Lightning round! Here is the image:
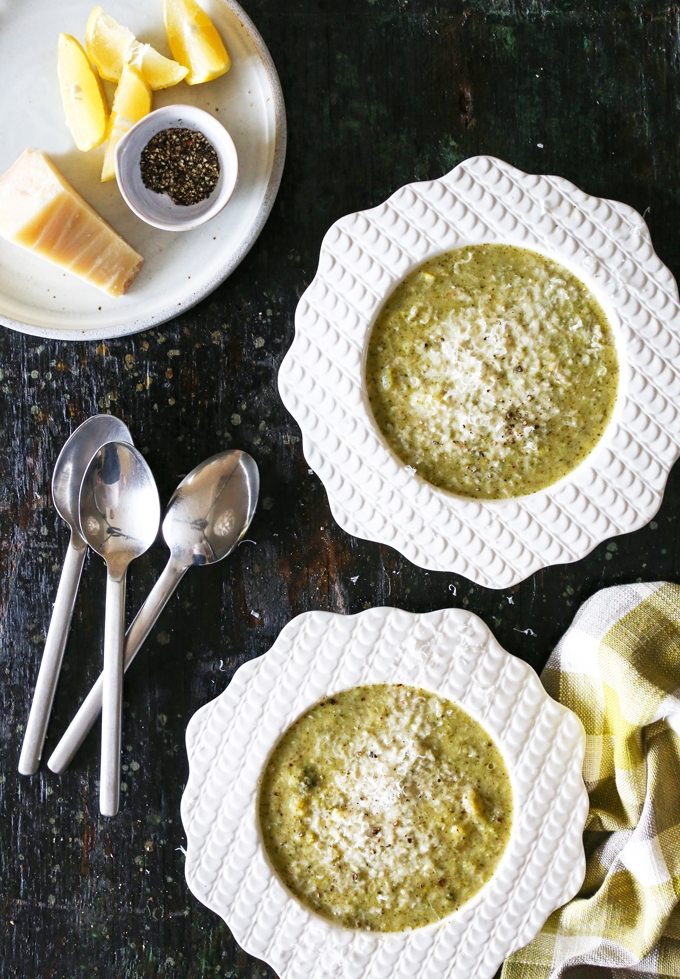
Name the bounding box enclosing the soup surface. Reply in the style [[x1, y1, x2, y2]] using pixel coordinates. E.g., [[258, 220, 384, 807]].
[[366, 244, 619, 499], [258, 684, 513, 931]]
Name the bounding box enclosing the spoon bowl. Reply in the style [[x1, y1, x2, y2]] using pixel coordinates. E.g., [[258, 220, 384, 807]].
[[18, 415, 132, 776], [53, 415, 133, 533], [79, 441, 160, 575], [163, 449, 259, 565], [80, 441, 161, 816]]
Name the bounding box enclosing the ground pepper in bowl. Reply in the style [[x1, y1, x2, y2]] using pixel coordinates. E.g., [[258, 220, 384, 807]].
[[140, 127, 220, 206]]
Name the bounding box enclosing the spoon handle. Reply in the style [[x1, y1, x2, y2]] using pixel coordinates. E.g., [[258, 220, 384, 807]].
[[18, 534, 87, 776], [100, 571, 127, 817], [48, 558, 187, 774]]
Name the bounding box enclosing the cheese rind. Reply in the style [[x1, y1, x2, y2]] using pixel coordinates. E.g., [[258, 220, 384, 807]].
[[0, 149, 143, 296]]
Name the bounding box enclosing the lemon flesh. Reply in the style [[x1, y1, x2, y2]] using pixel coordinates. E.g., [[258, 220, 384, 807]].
[[58, 34, 109, 152], [101, 64, 152, 182], [163, 0, 231, 85], [86, 6, 188, 90]]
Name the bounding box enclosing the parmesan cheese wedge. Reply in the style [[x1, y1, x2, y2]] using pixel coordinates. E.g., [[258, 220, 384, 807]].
[[0, 149, 143, 297]]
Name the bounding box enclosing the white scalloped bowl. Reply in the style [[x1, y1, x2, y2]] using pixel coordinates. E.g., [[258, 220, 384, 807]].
[[278, 157, 680, 588], [181, 606, 588, 979]]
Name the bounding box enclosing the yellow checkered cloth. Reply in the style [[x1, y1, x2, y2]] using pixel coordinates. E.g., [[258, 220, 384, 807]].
[[502, 581, 680, 979]]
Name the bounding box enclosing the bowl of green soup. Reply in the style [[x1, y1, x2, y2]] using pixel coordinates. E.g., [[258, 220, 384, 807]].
[[181, 606, 588, 979], [279, 156, 680, 587]]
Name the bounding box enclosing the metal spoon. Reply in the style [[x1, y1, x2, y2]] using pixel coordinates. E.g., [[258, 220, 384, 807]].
[[79, 441, 160, 816], [48, 449, 259, 775], [18, 415, 132, 776]]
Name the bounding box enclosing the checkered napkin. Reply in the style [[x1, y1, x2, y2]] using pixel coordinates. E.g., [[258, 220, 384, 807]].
[[502, 581, 680, 979]]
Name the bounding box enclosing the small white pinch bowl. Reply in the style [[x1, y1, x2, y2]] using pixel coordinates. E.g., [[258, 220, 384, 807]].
[[182, 606, 588, 979], [278, 156, 680, 588], [115, 105, 239, 232]]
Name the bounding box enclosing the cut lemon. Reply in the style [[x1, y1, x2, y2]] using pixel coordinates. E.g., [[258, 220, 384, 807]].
[[101, 64, 152, 182], [163, 0, 231, 85], [58, 34, 109, 151], [86, 6, 188, 90]]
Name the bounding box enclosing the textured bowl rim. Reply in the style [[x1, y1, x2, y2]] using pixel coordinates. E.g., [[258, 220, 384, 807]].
[[181, 606, 588, 979], [278, 156, 680, 587]]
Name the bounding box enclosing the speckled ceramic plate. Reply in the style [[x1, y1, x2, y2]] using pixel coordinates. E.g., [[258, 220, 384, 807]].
[[181, 606, 588, 979], [278, 156, 680, 588], [0, 0, 286, 340]]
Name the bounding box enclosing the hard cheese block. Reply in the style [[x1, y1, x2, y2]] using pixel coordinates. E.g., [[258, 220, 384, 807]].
[[0, 149, 143, 297]]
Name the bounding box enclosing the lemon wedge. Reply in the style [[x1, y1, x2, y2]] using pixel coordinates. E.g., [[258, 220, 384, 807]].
[[86, 6, 188, 90], [58, 34, 109, 151], [163, 0, 231, 85], [101, 63, 152, 181]]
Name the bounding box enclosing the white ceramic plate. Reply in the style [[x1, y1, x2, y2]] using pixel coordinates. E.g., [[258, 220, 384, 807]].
[[278, 157, 680, 588], [0, 0, 286, 340], [182, 606, 588, 979]]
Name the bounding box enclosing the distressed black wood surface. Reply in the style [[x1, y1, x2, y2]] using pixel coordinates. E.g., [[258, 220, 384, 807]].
[[1, 1, 680, 976]]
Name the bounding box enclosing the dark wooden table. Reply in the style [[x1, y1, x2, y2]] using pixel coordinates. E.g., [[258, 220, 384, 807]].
[[2, 1, 679, 976]]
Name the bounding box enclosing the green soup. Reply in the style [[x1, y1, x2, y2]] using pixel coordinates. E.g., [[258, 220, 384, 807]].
[[366, 244, 619, 499], [258, 684, 513, 932]]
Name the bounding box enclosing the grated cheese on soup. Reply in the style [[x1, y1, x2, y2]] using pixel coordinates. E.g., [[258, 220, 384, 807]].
[[258, 684, 512, 932], [366, 244, 619, 499]]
